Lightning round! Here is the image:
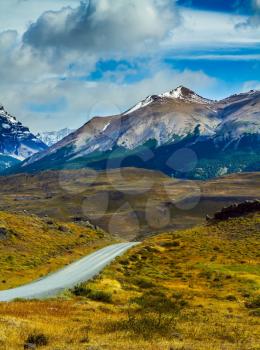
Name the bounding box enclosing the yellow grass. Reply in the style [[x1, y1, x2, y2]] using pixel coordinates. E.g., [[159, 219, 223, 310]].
[[0, 213, 259, 349], [0, 211, 114, 290]]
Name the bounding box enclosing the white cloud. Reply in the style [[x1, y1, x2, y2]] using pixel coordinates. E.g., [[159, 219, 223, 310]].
[[172, 54, 260, 61], [0, 31, 49, 84], [23, 0, 180, 55], [164, 9, 260, 50], [242, 80, 260, 91], [0, 0, 80, 33]]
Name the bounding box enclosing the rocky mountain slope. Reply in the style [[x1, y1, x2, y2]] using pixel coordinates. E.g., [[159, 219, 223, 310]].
[[37, 128, 74, 146], [0, 103, 47, 170], [8, 87, 260, 179]]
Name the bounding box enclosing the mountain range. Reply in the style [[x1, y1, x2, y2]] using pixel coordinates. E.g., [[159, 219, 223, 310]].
[[37, 128, 74, 147], [2, 86, 260, 179], [0, 103, 47, 171]]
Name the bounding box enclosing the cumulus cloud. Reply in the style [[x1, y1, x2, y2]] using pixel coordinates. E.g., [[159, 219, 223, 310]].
[[0, 30, 17, 51], [0, 29, 82, 94], [0, 0, 79, 33], [23, 0, 180, 54]]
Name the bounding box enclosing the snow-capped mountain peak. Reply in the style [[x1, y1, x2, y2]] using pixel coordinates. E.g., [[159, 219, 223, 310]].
[[124, 86, 213, 116], [0, 104, 18, 125], [0, 103, 47, 168], [159, 86, 213, 104], [160, 86, 185, 99]]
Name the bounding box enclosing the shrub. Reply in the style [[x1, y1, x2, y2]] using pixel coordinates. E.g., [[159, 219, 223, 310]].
[[0, 227, 11, 239], [25, 332, 48, 346], [134, 277, 155, 289], [80, 336, 90, 343], [245, 295, 260, 309], [120, 259, 129, 266], [226, 295, 237, 301], [87, 290, 112, 303], [172, 291, 184, 300], [161, 241, 180, 248], [58, 225, 69, 233], [72, 284, 112, 303], [175, 271, 183, 278], [198, 270, 212, 280], [71, 284, 90, 297], [249, 309, 260, 317], [117, 291, 188, 339]]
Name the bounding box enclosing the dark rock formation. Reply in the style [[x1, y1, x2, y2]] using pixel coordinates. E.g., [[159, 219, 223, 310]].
[[206, 200, 260, 222]]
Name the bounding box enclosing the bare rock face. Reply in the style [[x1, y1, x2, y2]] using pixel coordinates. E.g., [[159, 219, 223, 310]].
[[207, 200, 260, 222]]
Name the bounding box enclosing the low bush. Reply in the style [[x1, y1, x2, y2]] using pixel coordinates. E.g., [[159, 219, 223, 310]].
[[226, 295, 237, 301], [71, 284, 90, 297], [72, 284, 112, 303], [87, 290, 112, 303], [245, 295, 260, 309], [25, 332, 48, 346], [249, 309, 260, 317], [110, 291, 189, 339], [161, 240, 180, 248], [134, 277, 155, 289]]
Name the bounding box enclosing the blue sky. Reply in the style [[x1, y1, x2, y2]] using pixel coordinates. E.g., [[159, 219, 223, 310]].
[[177, 0, 251, 14], [0, 0, 260, 132]]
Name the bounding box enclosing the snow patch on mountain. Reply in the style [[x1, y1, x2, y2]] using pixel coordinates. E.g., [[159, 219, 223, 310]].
[[102, 122, 111, 132], [124, 96, 155, 115]]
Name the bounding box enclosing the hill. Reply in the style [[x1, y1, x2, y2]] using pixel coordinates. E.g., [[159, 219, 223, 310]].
[[8, 87, 260, 179], [0, 168, 259, 239], [0, 212, 259, 349], [0, 211, 113, 291]]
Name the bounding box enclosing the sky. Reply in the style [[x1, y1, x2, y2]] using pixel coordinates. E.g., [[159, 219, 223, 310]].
[[0, 0, 260, 132]]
